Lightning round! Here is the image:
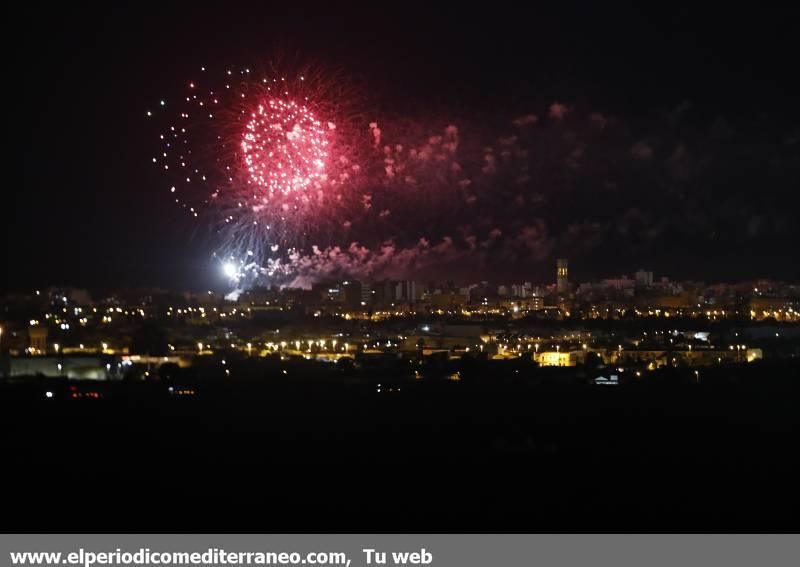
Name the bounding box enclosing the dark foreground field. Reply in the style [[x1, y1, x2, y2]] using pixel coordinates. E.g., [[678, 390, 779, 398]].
[[2, 362, 798, 532]]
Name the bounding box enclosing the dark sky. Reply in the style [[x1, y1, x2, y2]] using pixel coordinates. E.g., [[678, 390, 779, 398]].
[[9, 3, 799, 291]]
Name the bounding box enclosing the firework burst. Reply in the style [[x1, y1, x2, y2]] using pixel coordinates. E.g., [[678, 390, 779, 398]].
[[148, 63, 371, 285], [148, 63, 546, 289]]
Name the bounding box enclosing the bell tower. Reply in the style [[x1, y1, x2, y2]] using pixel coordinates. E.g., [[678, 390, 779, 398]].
[[556, 258, 569, 294]]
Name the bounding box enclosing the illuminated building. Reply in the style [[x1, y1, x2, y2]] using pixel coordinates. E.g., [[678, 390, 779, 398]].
[[536, 350, 583, 367], [312, 281, 346, 304], [28, 326, 48, 354], [341, 280, 364, 309], [557, 259, 569, 294], [500, 297, 543, 314], [360, 282, 372, 307]]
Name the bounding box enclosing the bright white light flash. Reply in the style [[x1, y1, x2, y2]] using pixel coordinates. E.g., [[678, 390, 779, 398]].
[[223, 262, 238, 279]]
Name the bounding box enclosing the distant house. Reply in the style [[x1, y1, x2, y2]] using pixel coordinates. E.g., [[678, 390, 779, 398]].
[[536, 350, 585, 367]]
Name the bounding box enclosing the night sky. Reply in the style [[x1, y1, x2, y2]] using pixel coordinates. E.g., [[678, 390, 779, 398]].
[[9, 3, 799, 292]]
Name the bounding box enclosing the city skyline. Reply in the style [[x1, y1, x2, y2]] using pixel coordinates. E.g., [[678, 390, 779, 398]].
[[4, 262, 799, 296]]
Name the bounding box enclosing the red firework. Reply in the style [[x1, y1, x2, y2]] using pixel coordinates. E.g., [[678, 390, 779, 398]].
[[241, 98, 330, 195]]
